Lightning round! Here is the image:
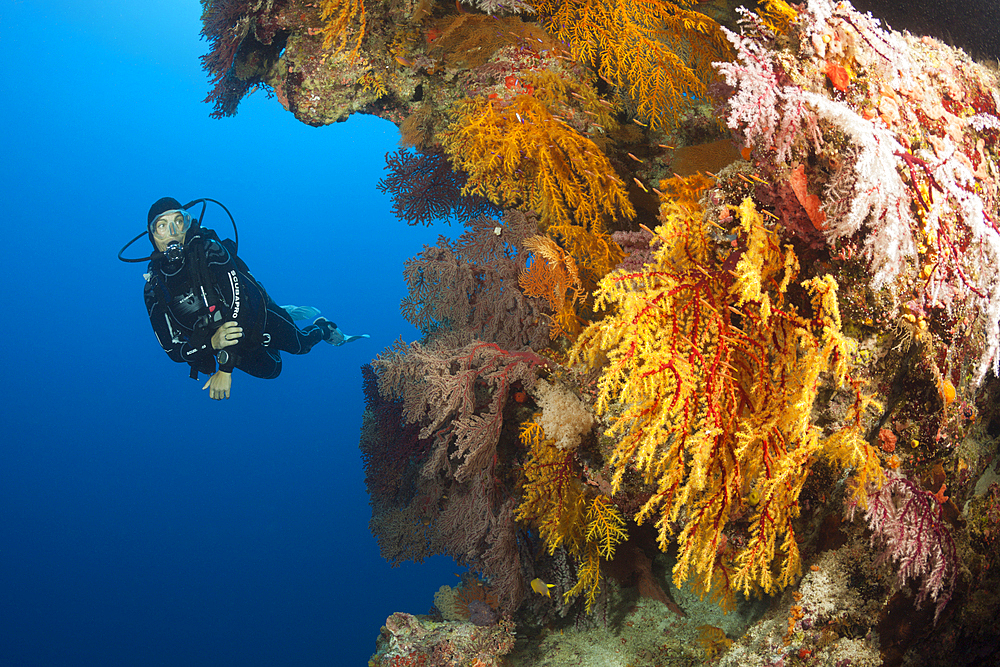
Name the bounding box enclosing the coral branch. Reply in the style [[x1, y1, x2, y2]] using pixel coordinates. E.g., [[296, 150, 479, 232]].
[[846, 470, 958, 622], [377, 148, 500, 226]]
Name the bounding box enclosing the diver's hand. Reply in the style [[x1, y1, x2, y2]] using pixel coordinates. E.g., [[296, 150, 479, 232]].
[[202, 371, 232, 400], [212, 321, 243, 350]]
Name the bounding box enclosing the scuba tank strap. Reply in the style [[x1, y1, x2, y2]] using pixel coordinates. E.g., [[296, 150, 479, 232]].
[[186, 234, 226, 331], [184, 237, 225, 380]]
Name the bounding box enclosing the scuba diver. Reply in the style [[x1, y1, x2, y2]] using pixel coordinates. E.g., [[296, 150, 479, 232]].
[[120, 197, 368, 400]]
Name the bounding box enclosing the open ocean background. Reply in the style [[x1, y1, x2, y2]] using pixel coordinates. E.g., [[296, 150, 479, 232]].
[[0, 2, 455, 665]]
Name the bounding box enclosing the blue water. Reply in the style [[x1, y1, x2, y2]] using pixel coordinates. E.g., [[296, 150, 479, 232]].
[[1, 2, 455, 665]]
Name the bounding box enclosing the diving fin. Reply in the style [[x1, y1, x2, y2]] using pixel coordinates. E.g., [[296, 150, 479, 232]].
[[339, 333, 371, 345]]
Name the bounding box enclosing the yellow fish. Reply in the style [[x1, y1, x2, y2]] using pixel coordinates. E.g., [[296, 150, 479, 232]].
[[531, 578, 555, 598]]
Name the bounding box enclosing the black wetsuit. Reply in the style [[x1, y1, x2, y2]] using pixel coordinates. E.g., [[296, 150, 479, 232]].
[[144, 228, 325, 379]]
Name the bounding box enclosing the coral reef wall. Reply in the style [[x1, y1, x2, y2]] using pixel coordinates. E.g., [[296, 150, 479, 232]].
[[200, 1, 1000, 665]]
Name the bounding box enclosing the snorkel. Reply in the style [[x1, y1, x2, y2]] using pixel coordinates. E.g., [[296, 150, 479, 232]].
[[117, 198, 239, 263]]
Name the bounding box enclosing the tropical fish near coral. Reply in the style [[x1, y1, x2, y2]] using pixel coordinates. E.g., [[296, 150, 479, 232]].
[[530, 578, 555, 598]]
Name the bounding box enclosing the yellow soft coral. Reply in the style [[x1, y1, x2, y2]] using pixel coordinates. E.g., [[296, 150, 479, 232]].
[[546, 223, 625, 291], [564, 541, 603, 612], [515, 420, 628, 612], [758, 0, 798, 34], [585, 495, 628, 560], [515, 420, 587, 555], [560, 496, 628, 611], [572, 177, 883, 599], [530, 0, 731, 129], [441, 71, 635, 230], [730, 197, 799, 324], [318, 0, 366, 59]]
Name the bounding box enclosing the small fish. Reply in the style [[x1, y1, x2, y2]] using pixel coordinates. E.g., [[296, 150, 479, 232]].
[[531, 578, 555, 597], [632, 177, 649, 193]]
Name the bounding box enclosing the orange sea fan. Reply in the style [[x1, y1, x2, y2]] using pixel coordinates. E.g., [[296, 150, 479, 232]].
[[519, 235, 584, 339], [456, 579, 500, 620]]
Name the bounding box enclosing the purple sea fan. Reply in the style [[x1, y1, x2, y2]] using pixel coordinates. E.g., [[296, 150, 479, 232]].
[[845, 470, 957, 622], [466, 599, 499, 627], [611, 229, 656, 270]]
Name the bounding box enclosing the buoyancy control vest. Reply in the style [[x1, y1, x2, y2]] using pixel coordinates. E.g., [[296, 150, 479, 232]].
[[146, 227, 260, 378]]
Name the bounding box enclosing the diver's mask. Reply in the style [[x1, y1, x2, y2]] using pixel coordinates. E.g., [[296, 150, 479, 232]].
[[150, 209, 193, 260]]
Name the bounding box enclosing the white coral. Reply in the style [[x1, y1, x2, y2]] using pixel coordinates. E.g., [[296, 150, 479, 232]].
[[922, 139, 1000, 382], [534, 380, 594, 450], [804, 92, 917, 286], [716, 28, 817, 165], [798, 550, 861, 622]]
